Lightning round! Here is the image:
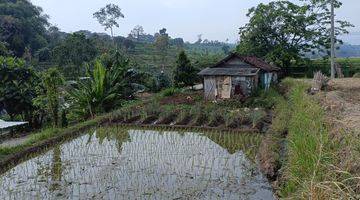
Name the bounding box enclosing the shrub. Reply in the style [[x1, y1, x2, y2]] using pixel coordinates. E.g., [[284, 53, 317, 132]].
[[143, 100, 160, 118], [175, 107, 191, 125], [161, 87, 182, 97], [248, 109, 266, 128], [224, 110, 246, 128], [208, 108, 225, 127], [157, 105, 177, 124], [190, 103, 207, 126]]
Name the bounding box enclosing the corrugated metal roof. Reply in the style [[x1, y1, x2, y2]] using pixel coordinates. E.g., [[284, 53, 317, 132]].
[[198, 53, 280, 76], [198, 68, 260, 76], [0, 120, 28, 129]]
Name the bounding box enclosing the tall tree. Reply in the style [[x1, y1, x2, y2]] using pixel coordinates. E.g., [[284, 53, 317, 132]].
[[154, 28, 170, 69], [237, 0, 352, 68], [93, 4, 124, 39], [0, 56, 39, 123], [174, 51, 198, 88], [42, 68, 64, 127], [0, 0, 49, 57], [302, 0, 353, 54], [129, 25, 145, 41], [52, 33, 97, 77]]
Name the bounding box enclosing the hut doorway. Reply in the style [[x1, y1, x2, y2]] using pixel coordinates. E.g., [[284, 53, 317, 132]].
[[234, 84, 244, 96]]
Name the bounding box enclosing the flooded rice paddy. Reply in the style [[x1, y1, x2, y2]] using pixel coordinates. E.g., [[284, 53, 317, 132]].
[[0, 126, 274, 199]]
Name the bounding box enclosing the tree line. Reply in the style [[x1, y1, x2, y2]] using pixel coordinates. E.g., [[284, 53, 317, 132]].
[[0, 0, 201, 130]]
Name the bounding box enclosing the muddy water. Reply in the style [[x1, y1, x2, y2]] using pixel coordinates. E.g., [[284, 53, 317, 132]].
[[0, 127, 274, 200]]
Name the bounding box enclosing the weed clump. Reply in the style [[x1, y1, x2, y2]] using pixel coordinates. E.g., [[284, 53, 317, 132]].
[[174, 107, 192, 125], [248, 108, 267, 129], [190, 103, 208, 126], [207, 108, 225, 127], [161, 87, 182, 97], [224, 110, 246, 128], [157, 106, 177, 125]]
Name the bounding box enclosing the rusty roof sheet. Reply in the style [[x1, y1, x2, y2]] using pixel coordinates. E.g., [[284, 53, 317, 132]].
[[198, 68, 260, 76], [208, 53, 280, 72]]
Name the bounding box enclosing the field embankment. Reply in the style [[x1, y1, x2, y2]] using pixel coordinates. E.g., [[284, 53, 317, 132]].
[[262, 78, 360, 199]]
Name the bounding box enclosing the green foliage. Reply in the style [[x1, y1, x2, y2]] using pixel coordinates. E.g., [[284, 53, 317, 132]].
[[42, 68, 64, 127], [129, 25, 145, 41], [190, 103, 207, 126], [0, 0, 49, 57], [279, 80, 332, 197], [161, 87, 181, 97], [0, 42, 10, 57], [157, 72, 171, 90], [248, 109, 266, 128], [244, 88, 283, 109], [52, 33, 97, 77], [69, 52, 137, 119], [69, 61, 113, 118], [224, 110, 246, 128], [237, 0, 352, 68], [175, 107, 191, 125], [93, 4, 124, 38], [270, 97, 290, 134], [174, 51, 198, 87], [61, 110, 68, 128], [142, 100, 160, 119], [208, 108, 225, 127], [0, 56, 40, 124]]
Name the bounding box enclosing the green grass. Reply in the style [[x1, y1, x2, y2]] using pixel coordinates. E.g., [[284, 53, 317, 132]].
[[160, 87, 182, 97], [280, 80, 331, 197], [278, 78, 358, 199]]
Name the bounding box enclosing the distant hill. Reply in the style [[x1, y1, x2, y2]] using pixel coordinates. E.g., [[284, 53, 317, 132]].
[[306, 44, 360, 59], [337, 44, 360, 58]]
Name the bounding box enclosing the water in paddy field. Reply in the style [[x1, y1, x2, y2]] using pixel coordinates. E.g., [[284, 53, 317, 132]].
[[0, 127, 274, 200]]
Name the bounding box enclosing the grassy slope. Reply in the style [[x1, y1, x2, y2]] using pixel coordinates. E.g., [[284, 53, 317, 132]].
[[127, 43, 224, 76], [276, 79, 359, 199]]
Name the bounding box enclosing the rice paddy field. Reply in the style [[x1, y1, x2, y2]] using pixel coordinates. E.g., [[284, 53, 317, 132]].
[[0, 126, 273, 200]]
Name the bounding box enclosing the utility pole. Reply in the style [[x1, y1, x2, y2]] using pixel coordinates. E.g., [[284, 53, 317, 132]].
[[330, 0, 336, 79]]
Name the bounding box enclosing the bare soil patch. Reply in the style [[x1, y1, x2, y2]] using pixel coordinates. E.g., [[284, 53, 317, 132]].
[[321, 78, 360, 132], [159, 92, 202, 105], [318, 78, 360, 178]]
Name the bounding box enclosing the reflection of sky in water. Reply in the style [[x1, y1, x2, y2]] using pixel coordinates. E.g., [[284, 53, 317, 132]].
[[0, 129, 274, 200]]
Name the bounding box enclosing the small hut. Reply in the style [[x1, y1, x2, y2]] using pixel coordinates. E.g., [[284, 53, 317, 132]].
[[198, 53, 280, 100]]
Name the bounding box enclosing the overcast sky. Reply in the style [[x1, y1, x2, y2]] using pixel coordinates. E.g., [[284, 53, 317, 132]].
[[31, 0, 360, 44]]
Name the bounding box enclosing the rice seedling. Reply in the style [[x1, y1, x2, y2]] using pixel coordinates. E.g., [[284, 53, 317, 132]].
[[224, 109, 246, 128], [174, 107, 192, 125], [207, 108, 225, 127], [248, 108, 267, 129], [157, 105, 178, 125], [140, 100, 161, 124], [189, 103, 207, 126]]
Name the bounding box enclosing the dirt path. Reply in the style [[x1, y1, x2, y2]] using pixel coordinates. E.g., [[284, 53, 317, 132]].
[[0, 135, 32, 148]]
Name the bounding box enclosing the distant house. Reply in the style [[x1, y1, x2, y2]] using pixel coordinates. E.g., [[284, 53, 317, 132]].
[[198, 53, 280, 100]]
